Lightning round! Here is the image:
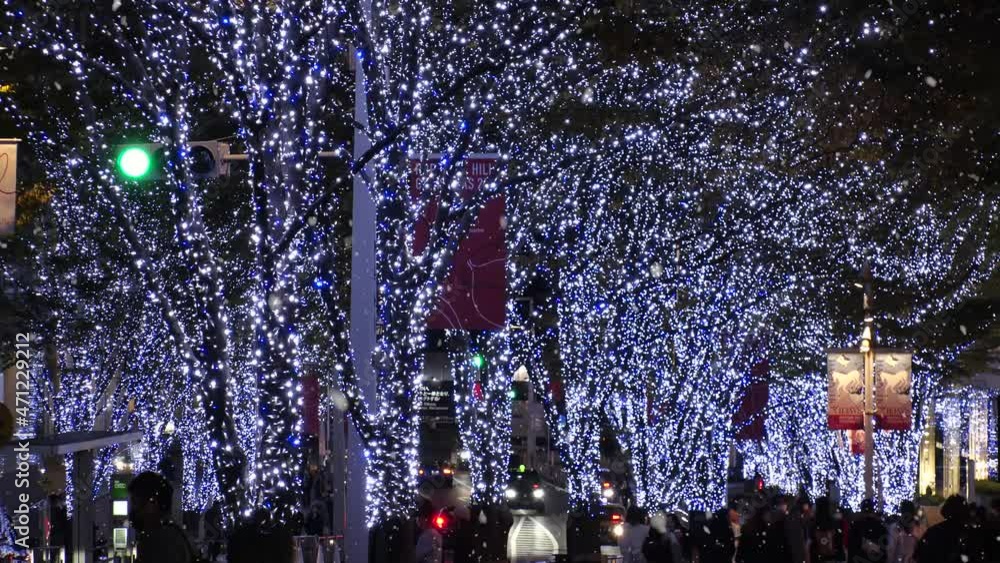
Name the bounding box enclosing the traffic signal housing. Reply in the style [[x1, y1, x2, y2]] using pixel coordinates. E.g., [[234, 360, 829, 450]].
[[433, 513, 448, 531], [471, 353, 485, 369], [114, 141, 231, 181], [117, 146, 154, 179]]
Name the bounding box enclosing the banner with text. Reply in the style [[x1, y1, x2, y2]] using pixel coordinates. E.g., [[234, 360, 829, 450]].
[[874, 352, 912, 431], [0, 141, 17, 235], [411, 154, 506, 330], [827, 351, 865, 430]]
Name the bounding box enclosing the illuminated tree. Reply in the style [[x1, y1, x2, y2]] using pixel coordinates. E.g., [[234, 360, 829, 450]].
[[2, 0, 595, 532], [448, 329, 514, 507], [317, 0, 595, 537], [511, 1, 1000, 519], [0, 502, 26, 560], [733, 0, 1000, 511]]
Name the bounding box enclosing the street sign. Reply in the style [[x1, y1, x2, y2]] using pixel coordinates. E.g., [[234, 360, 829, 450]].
[[111, 476, 129, 500]]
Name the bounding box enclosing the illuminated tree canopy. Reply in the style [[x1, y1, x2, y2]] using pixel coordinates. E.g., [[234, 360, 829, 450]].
[[1, 1, 999, 535]]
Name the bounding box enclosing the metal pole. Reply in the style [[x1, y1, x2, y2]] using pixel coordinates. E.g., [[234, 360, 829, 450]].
[[861, 265, 875, 502], [996, 397, 1000, 482], [222, 151, 342, 161], [71, 449, 95, 563], [347, 9, 376, 561], [863, 347, 875, 501]]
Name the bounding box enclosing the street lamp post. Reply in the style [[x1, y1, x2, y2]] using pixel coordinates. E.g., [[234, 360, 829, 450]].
[[860, 264, 876, 502], [829, 265, 911, 509]]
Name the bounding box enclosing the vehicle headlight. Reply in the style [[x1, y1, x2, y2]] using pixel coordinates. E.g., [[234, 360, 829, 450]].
[[612, 524, 624, 538], [505, 488, 518, 499], [532, 488, 545, 499], [602, 488, 615, 499]]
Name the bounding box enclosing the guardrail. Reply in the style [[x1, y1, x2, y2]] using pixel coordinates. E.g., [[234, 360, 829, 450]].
[[292, 535, 343, 563]]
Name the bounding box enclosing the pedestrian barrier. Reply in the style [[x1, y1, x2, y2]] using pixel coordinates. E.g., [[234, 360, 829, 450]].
[[29, 546, 66, 563], [292, 535, 342, 563]]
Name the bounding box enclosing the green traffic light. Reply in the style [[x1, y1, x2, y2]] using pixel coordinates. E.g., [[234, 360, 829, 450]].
[[117, 146, 152, 179], [471, 354, 485, 369]]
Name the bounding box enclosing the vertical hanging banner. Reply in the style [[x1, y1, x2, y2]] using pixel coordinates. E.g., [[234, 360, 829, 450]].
[[850, 429, 867, 455], [302, 373, 321, 436], [827, 351, 865, 430], [411, 154, 506, 330], [0, 140, 17, 235], [734, 359, 769, 441], [874, 352, 912, 431]]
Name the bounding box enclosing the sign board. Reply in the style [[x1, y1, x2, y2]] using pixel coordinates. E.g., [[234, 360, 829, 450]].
[[416, 380, 454, 416], [827, 351, 865, 430], [111, 476, 129, 500], [0, 140, 17, 235], [410, 154, 506, 330], [113, 527, 128, 549], [874, 352, 912, 430]]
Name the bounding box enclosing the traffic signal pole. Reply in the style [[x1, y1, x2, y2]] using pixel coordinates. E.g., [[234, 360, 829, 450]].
[[346, 17, 377, 562], [220, 151, 342, 161]]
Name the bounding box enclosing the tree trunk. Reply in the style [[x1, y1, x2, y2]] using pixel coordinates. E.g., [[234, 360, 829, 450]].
[[463, 504, 513, 563], [254, 315, 304, 521], [368, 516, 415, 563], [197, 342, 247, 526], [565, 506, 602, 562]]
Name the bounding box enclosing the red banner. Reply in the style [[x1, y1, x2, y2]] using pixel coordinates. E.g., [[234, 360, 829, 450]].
[[302, 373, 321, 435], [734, 360, 769, 441], [411, 155, 506, 330], [827, 352, 865, 430], [850, 429, 866, 455], [874, 352, 912, 431]]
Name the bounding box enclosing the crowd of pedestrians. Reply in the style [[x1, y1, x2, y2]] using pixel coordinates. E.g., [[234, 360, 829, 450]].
[[618, 492, 1000, 563], [127, 471, 296, 563], [122, 469, 1000, 563]]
